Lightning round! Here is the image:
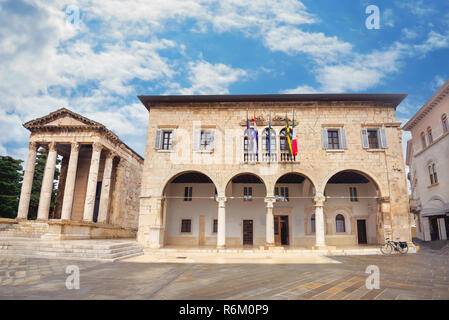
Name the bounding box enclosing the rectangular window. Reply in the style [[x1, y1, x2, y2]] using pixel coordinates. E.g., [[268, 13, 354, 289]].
[[443, 115, 448, 133], [181, 219, 191, 233], [213, 219, 218, 233], [184, 186, 192, 201], [429, 164, 438, 185], [349, 187, 358, 202], [243, 186, 253, 201], [367, 130, 379, 149], [275, 187, 289, 202], [327, 130, 340, 149], [200, 130, 214, 150], [162, 130, 173, 150]]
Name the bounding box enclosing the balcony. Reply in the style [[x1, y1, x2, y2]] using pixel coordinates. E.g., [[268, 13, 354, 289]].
[[244, 151, 296, 163], [409, 198, 421, 213]]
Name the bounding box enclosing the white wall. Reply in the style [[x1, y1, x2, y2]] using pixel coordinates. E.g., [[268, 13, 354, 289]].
[[164, 181, 378, 246]]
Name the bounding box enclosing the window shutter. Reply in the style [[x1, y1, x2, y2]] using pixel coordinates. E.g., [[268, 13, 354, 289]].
[[379, 128, 388, 149], [154, 130, 162, 149], [321, 129, 328, 149], [209, 130, 215, 150], [339, 129, 347, 149], [169, 130, 174, 150], [361, 129, 369, 149], [193, 129, 200, 151]]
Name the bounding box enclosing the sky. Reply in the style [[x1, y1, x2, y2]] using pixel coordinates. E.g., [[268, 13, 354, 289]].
[[0, 0, 448, 162]]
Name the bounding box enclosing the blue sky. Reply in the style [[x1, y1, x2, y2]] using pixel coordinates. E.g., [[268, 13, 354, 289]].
[[0, 0, 448, 161]]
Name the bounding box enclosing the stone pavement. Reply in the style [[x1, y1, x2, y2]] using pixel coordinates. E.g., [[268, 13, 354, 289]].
[[0, 241, 448, 300]]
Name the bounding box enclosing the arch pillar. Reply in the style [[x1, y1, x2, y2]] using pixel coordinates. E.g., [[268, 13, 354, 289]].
[[216, 196, 227, 249], [313, 194, 326, 249], [265, 197, 276, 247]]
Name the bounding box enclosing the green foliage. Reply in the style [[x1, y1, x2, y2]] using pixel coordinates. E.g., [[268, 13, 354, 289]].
[[0, 156, 23, 218]]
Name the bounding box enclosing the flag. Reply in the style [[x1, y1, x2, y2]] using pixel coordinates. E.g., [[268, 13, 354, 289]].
[[292, 110, 298, 157], [285, 112, 293, 155], [253, 112, 258, 156]]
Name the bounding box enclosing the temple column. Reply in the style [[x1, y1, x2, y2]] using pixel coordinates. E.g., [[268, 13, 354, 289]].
[[97, 151, 115, 224], [216, 196, 227, 249], [37, 142, 58, 220], [313, 195, 326, 248], [265, 197, 276, 246], [83, 142, 102, 222], [17, 142, 39, 219], [61, 142, 80, 220]]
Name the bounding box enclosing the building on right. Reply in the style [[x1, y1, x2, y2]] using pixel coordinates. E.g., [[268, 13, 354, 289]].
[[404, 79, 449, 241]]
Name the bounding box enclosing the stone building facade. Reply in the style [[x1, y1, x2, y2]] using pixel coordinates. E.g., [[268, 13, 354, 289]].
[[13, 108, 143, 239], [136, 94, 412, 250], [404, 79, 449, 241]]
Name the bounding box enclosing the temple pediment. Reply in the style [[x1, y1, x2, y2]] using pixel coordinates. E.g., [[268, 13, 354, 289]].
[[23, 108, 103, 130], [44, 116, 88, 127]]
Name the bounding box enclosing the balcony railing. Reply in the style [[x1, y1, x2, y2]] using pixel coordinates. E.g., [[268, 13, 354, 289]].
[[279, 151, 296, 162], [244, 152, 297, 163], [244, 152, 258, 163], [261, 152, 277, 162]]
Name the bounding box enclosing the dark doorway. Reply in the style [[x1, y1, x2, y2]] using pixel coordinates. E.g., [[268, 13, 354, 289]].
[[357, 220, 367, 244], [93, 181, 102, 223], [274, 215, 289, 245], [445, 216, 449, 239], [243, 220, 253, 245], [429, 217, 440, 241]]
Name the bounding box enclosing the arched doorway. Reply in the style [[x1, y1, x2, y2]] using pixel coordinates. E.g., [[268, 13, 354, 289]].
[[323, 170, 381, 245], [163, 171, 218, 247], [273, 172, 316, 247], [225, 173, 267, 247]]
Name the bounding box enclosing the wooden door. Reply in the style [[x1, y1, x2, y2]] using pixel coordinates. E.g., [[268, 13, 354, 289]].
[[357, 220, 367, 244], [243, 220, 253, 245], [274, 216, 281, 245], [274, 216, 289, 245], [429, 217, 440, 241], [280, 216, 289, 245]]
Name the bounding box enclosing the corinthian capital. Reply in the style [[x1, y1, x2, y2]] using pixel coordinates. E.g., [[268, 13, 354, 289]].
[[71, 142, 80, 152], [48, 142, 57, 152], [29, 141, 38, 151], [92, 142, 103, 152]]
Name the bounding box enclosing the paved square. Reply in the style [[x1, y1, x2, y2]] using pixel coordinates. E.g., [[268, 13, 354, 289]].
[[0, 241, 448, 300]]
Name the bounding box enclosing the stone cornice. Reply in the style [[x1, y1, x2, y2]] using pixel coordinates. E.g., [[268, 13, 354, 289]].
[[403, 79, 449, 130], [23, 108, 144, 163]]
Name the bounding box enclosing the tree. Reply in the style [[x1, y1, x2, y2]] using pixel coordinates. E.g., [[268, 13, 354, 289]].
[[0, 156, 23, 218], [28, 148, 60, 220]]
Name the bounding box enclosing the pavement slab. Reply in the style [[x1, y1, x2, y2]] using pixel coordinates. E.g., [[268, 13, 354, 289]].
[[0, 240, 448, 300]]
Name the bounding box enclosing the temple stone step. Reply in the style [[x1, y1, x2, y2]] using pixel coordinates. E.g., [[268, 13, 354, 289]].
[[0, 239, 144, 262]]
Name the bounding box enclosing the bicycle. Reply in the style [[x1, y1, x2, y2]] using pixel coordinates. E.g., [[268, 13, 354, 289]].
[[380, 238, 408, 255]]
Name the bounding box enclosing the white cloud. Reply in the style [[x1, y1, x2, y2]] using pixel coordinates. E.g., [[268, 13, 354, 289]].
[[401, 28, 419, 40], [396, 1, 435, 17], [382, 9, 395, 28], [314, 43, 407, 92], [414, 30, 449, 55], [282, 85, 320, 94], [264, 26, 352, 63], [430, 75, 447, 91], [170, 60, 247, 95]]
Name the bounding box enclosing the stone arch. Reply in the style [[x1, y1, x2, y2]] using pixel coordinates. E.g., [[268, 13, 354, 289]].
[[160, 169, 220, 197], [272, 171, 318, 197], [319, 168, 385, 198], [223, 171, 268, 197]]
